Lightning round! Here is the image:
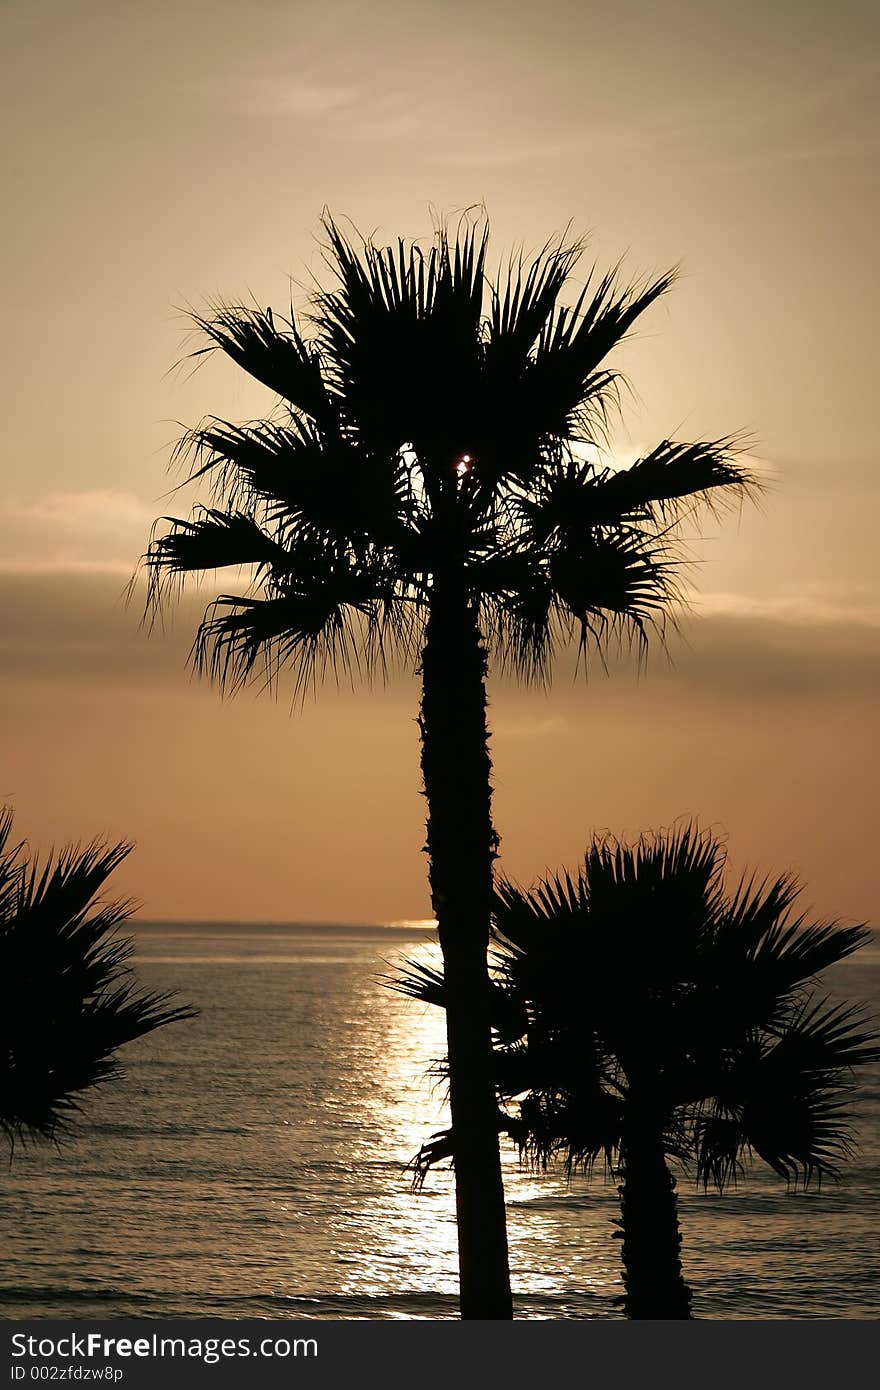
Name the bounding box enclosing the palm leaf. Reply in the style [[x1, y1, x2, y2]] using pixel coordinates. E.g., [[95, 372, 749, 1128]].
[[147, 507, 293, 599], [192, 573, 415, 697], [145, 213, 755, 695], [0, 811, 196, 1147], [172, 415, 417, 554], [400, 824, 877, 1198], [187, 301, 335, 427], [525, 266, 676, 443], [699, 997, 879, 1187]]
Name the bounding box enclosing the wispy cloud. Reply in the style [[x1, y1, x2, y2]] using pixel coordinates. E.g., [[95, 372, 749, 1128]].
[[202, 27, 880, 180], [690, 591, 880, 629], [1, 571, 877, 702], [0, 490, 155, 574], [231, 73, 363, 120], [493, 715, 566, 741]]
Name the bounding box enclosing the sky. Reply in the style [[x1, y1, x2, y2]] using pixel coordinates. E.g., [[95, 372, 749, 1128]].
[[2, 0, 878, 924]]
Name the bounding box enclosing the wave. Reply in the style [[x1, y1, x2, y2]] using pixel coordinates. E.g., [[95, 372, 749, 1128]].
[[0, 1286, 615, 1319]]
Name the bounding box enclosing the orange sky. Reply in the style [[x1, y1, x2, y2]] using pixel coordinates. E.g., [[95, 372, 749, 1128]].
[[2, 0, 878, 925]]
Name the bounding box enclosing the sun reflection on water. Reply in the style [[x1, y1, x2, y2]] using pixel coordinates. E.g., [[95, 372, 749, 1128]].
[[347, 937, 623, 1315], [6, 927, 874, 1318]]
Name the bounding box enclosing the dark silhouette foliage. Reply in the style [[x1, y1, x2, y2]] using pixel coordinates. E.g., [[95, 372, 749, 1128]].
[[396, 824, 878, 1317], [142, 211, 755, 1318], [145, 215, 752, 693], [0, 808, 195, 1149]]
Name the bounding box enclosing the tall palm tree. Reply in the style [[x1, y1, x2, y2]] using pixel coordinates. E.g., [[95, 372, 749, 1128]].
[[0, 808, 195, 1149], [143, 213, 753, 1318], [397, 825, 878, 1318]]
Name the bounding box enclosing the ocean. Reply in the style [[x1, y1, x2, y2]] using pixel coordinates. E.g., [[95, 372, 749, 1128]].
[[3, 923, 879, 1320]]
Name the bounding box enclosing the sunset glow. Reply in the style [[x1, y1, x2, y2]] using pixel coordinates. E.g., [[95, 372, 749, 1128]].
[[2, 0, 876, 929]]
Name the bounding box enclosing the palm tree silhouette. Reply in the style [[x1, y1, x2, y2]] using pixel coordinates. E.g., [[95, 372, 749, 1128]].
[[396, 824, 878, 1318], [0, 808, 195, 1149], [143, 213, 753, 1317]]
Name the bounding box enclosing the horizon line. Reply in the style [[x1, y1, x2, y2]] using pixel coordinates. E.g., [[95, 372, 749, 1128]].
[[131, 916, 439, 931]]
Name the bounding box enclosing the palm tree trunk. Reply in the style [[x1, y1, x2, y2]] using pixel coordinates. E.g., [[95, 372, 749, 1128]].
[[418, 578, 513, 1320], [616, 1112, 693, 1319]]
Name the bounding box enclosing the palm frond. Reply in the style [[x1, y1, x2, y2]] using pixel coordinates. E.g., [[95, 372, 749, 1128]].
[[518, 1087, 624, 1177], [388, 956, 446, 1007], [406, 1109, 531, 1193], [547, 526, 679, 661], [486, 234, 586, 362], [171, 415, 418, 552], [477, 526, 682, 682], [729, 877, 869, 984], [407, 1126, 455, 1192], [0, 811, 196, 1148], [313, 213, 488, 472], [146, 507, 292, 606], [143, 211, 756, 700], [517, 440, 752, 540], [526, 265, 676, 442], [473, 554, 554, 683], [698, 998, 879, 1188], [186, 301, 335, 427], [438, 826, 876, 1196], [769, 995, 880, 1075], [192, 570, 417, 698], [592, 438, 753, 523]]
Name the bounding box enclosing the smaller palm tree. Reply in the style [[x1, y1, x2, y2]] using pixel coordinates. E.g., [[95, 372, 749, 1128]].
[[0, 808, 195, 1150], [396, 824, 878, 1318]]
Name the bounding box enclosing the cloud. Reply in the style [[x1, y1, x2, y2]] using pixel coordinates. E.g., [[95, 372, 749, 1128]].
[[0, 571, 877, 703], [0, 490, 156, 574], [689, 590, 880, 630], [232, 73, 363, 120], [0, 570, 202, 684], [660, 602, 880, 700]]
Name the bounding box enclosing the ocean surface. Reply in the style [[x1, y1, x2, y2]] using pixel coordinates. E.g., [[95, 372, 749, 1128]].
[[3, 923, 879, 1320]]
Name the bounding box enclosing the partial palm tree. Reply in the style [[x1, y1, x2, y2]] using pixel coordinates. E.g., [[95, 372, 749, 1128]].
[[0, 807, 195, 1149], [142, 212, 753, 1317], [396, 824, 878, 1318]]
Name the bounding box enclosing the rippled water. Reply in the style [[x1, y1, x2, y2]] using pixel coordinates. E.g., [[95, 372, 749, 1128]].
[[3, 924, 878, 1319]]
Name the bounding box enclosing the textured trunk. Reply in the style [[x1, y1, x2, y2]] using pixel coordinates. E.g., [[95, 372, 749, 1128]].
[[616, 1111, 693, 1319], [418, 577, 512, 1320]]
